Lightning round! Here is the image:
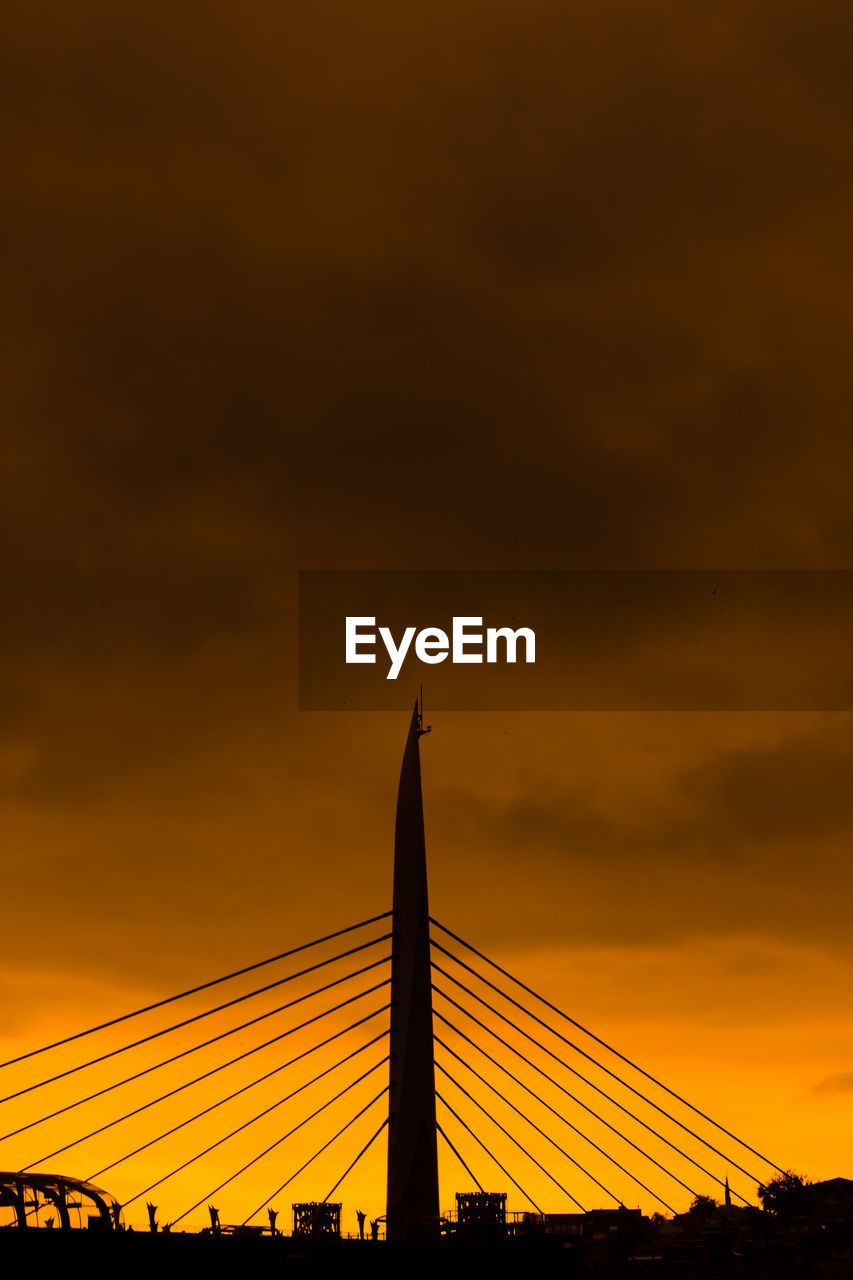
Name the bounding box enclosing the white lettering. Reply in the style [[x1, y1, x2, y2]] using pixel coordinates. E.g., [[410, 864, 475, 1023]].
[[452, 616, 483, 663], [379, 626, 417, 680], [345, 617, 376, 663], [345, 616, 536, 678], [486, 626, 536, 664], [415, 628, 449, 664]]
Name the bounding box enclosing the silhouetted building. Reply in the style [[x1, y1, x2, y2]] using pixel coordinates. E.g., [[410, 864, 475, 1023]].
[[292, 1201, 341, 1239], [455, 1191, 506, 1240]]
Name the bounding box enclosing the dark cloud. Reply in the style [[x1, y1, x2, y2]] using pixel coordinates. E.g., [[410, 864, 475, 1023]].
[[808, 1073, 853, 1099], [677, 721, 853, 843], [1, 1, 852, 989], [3, 0, 853, 593], [428, 717, 853, 948], [434, 718, 853, 857]]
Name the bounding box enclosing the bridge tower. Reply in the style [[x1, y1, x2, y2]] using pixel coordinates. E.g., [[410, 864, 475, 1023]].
[[385, 699, 440, 1241]]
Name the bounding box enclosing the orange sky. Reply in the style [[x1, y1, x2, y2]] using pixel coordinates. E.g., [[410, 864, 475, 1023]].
[[2, 0, 852, 1234]]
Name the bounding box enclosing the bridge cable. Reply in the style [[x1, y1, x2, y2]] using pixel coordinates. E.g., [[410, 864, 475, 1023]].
[[239, 1085, 390, 1225], [437, 1048, 622, 1209], [435, 1021, 679, 1214], [437, 1121, 484, 1192], [436, 1036, 668, 1212], [437, 1061, 588, 1213], [431, 917, 784, 1177], [0, 913, 392, 1071], [436, 1090, 545, 1214], [433, 941, 766, 1183], [24, 1024, 390, 1175], [323, 1116, 388, 1202], [1, 976, 391, 1144], [19, 1033, 392, 1227], [0, 935, 391, 1107], [434, 1001, 705, 1205], [84, 1012, 390, 1183], [96, 1037, 387, 1190], [435, 983, 747, 1203], [433, 969, 757, 1197], [127, 1058, 390, 1214]]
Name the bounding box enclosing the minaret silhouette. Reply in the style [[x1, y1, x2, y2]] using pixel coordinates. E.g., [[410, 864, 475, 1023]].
[[385, 700, 440, 1241]]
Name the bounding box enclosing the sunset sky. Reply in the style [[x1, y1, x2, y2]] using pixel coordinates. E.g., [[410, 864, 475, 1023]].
[[2, 0, 852, 1232]]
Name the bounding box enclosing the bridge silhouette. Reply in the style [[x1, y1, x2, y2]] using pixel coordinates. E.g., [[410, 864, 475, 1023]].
[[0, 703, 813, 1269]]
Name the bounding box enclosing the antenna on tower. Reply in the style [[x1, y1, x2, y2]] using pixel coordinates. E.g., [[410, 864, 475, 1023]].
[[418, 685, 431, 737]]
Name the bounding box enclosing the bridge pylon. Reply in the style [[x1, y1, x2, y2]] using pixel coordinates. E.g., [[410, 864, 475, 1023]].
[[385, 699, 440, 1242]]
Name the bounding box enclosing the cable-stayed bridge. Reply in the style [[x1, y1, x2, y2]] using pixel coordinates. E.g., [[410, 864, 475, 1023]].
[[0, 704, 846, 1275]]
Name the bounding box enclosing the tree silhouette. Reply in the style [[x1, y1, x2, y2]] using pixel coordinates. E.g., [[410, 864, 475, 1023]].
[[758, 1170, 813, 1218]]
